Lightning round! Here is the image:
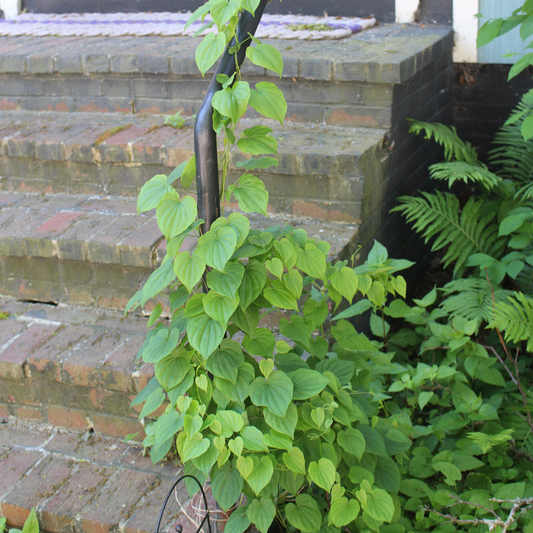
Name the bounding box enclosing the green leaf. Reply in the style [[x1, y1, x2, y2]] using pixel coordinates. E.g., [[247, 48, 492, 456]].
[[155, 411, 183, 448], [197, 226, 238, 271], [181, 155, 196, 188], [508, 53, 533, 80], [361, 489, 394, 523], [264, 403, 297, 437], [243, 328, 275, 357], [238, 260, 267, 308], [246, 498, 276, 533], [329, 497, 360, 527], [247, 456, 274, 495], [236, 157, 278, 170], [225, 507, 251, 533], [264, 280, 299, 311], [249, 370, 293, 417], [211, 0, 242, 28], [211, 461, 244, 511], [187, 312, 225, 359], [337, 428, 365, 460], [137, 174, 172, 212], [499, 211, 533, 235], [196, 32, 226, 76], [303, 298, 328, 329], [21, 509, 39, 533], [241, 426, 269, 452], [204, 290, 239, 326], [358, 425, 387, 457], [141, 261, 177, 306], [286, 494, 322, 533], [207, 339, 244, 384], [144, 327, 180, 363], [308, 458, 336, 492], [173, 252, 206, 293], [246, 43, 283, 77], [156, 191, 198, 240], [418, 391, 433, 410], [155, 351, 191, 390], [238, 132, 278, 156], [476, 19, 503, 48], [138, 386, 165, 419], [374, 457, 401, 493], [216, 410, 245, 437], [249, 82, 287, 125], [229, 175, 269, 215], [332, 299, 373, 321], [288, 369, 329, 400], [207, 260, 245, 299], [265, 257, 283, 279], [283, 446, 306, 475], [279, 315, 311, 349], [242, 0, 259, 13], [213, 81, 250, 123], [181, 433, 211, 462], [284, 269, 303, 299], [330, 267, 358, 303], [296, 244, 326, 280]]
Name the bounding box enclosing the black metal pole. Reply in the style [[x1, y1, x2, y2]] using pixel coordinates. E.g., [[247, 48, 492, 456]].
[[194, 0, 270, 233]]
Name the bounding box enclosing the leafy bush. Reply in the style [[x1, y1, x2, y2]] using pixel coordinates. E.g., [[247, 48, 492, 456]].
[[127, 2, 533, 532], [1, 509, 39, 533]]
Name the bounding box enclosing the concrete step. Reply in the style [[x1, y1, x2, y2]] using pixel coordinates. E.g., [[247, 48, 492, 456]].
[[0, 25, 452, 127], [0, 419, 205, 533], [0, 191, 359, 308], [0, 110, 387, 223]]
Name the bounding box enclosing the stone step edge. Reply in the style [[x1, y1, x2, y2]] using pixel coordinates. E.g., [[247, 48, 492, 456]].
[[0, 419, 208, 533], [0, 192, 360, 270], [0, 26, 453, 84], [0, 110, 385, 178]]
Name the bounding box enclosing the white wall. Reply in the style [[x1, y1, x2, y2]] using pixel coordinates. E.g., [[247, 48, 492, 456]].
[[395, 0, 420, 23], [453, 0, 479, 62], [0, 0, 20, 19]]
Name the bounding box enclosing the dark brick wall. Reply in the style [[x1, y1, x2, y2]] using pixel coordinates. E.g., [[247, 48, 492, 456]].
[[416, 0, 452, 25], [454, 63, 533, 160]]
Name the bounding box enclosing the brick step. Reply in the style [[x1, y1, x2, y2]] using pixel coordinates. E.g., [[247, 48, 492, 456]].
[[0, 191, 358, 308], [0, 293, 300, 438], [0, 419, 206, 533], [0, 25, 451, 127], [0, 110, 387, 223]]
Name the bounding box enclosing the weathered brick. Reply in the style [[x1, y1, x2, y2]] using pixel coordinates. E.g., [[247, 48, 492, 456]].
[[47, 406, 89, 431], [1, 456, 73, 527], [93, 414, 144, 439], [62, 328, 130, 387], [0, 449, 42, 501], [0, 318, 26, 348], [0, 424, 51, 448], [79, 468, 157, 533], [26, 324, 93, 382], [40, 462, 113, 533], [119, 446, 180, 479], [100, 333, 145, 392], [0, 323, 59, 381], [45, 431, 127, 463], [120, 220, 162, 268]]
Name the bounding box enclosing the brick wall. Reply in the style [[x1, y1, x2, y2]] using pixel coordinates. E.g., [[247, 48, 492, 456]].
[[454, 63, 533, 160]]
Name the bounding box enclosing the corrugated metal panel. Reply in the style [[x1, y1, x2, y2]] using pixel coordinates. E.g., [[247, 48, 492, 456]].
[[478, 0, 531, 63]]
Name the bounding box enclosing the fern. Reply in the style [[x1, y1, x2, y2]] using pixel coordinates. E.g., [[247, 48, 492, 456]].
[[491, 292, 533, 351], [408, 120, 479, 165], [489, 90, 533, 184], [440, 277, 511, 329], [514, 181, 533, 201], [429, 161, 503, 190], [393, 191, 505, 275]]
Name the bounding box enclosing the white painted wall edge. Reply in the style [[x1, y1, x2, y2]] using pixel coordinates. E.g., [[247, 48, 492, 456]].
[[396, 0, 420, 23], [0, 0, 20, 19], [453, 0, 479, 62]]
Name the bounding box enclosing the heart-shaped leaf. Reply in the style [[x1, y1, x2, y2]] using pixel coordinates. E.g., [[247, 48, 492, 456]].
[[249, 371, 293, 417], [207, 260, 245, 298], [249, 81, 287, 125], [308, 458, 336, 492], [187, 312, 225, 359], [211, 461, 244, 511], [247, 456, 274, 495], [285, 494, 322, 533], [174, 251, 206, 293], [283, 446, 306, 475], [207, 339, 244, 384], [156, 191, 197, 241], [246, 498, 276, 533], [197, 226, 238, 271]]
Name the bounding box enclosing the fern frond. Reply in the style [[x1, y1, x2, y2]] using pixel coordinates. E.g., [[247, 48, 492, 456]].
[[408, 120, 479, 165], [491, 292, 533, 351], [393, 191, 505, 275], [429, 161, 503, 191], [489, 90, 533, 184], [440, 277, 511, 329], [514, 181, 533, 201]]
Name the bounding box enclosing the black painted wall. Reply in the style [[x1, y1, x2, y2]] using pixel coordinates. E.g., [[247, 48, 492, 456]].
[[416, 0, 452, 25], [454, 63, 533, 160], [22, 0, 395, 21]]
